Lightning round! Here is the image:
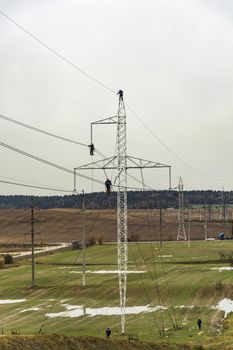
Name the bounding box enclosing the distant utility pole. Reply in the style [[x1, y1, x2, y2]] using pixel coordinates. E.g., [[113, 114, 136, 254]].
[[188, 204, 191, 248], [219, 187, 226, 224], [159, 207, 163, 247], [81, 190, 86, 287], [204, 204, 207, 240], [199, 207, 202, 221], [177, 177, 186, 240], [20, 198, 40, 288], [207, 191, 212, 222]]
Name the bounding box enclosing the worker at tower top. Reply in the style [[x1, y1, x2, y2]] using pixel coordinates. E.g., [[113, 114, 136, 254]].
[[105, 179, 112, 195], [118, 90, 123, 98], [88, 143, 95, 156]]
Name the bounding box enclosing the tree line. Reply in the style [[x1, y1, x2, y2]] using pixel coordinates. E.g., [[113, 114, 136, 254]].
[[0, 190, 231, 209]]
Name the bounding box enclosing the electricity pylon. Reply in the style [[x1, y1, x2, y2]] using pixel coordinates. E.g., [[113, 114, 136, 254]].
[[219, 187, 226, 223], [177, 177, 186, 240], [74, 91, 171, 335]]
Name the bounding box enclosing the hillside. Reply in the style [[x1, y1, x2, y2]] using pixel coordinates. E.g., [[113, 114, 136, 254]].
[[0, 335, 202, 350], [0, 242, 232, 348], [0, 208, 230, 244]]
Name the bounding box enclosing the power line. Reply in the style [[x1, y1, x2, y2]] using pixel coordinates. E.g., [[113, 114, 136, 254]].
[[0, 110, 165, 190], [0, 140, 148, 191], [0, 113, 88, 147], [0, 112, 111, 161], [0, 8, 223, 182], [0, 140, 73, 174], [0, 139, 104, 185], [0, 9, 201, 177], [125, 103, 214, 180], [0, 178, 73, 193], [0, 172, 66, 189], [0, 112, 157, 189], [0, 9, 115, 95]]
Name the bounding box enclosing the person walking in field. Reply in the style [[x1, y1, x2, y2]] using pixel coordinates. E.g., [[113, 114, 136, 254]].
[[197, 318, 202, 330], [106, 327, 111, 338]]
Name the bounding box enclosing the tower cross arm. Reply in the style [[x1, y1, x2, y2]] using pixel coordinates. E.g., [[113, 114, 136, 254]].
[[74, 155, 171, 171], [91, 116, 118, 125], [126, 156, 170, 169]]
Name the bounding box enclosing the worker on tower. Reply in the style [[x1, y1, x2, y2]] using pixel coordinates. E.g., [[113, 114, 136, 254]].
[[105, 178, 112, 195], [117, 90, 123, 98], [88, 143, 95, 156]]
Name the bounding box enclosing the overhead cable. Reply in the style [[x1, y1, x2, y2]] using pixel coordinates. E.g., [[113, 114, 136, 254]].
[[0, 111, 167, 190], [125, 103, 213, 180], [0, 178, 73, 193], [0, 113, 88, 147], [0, 9, 115, 95], [0, 112, 110, 161], [0, 140, 103, 185], [0, 8, 219, 181], [0, 140, 147, 191]]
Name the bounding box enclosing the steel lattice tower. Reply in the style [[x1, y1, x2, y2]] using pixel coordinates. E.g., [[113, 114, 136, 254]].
[[177, 177, 186, 240], [116, 90, 127, 334], [73, 91, 171, 335]]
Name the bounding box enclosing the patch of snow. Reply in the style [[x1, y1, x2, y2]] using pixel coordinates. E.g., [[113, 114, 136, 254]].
[[19, 307, 40, 313], [46, 304, 165, 318], [216, 298, 233, 317], [0, 299, 26, 304], [69, 270, 145, 274], [211, 267, 233, 272], [13, 243, 71, 258]]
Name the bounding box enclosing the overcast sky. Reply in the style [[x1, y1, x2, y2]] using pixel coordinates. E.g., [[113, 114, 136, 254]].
[[0, 0, 233, 195]]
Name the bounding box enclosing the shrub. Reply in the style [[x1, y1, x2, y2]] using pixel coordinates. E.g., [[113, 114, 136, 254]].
[[97, 236, 104, 245], [87, 236, 96, 246], [4, 254, 13, 264], [218, 250, 225, 259], [128, 233, 139, 242], [71, 241, 81, 250], [219, 250, 233, 266], [215, 280, 223, 291], [0, 258, 4, 268]]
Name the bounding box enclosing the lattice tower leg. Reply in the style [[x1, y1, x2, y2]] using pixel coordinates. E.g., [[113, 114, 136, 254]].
[[117, 91, 128, 335]]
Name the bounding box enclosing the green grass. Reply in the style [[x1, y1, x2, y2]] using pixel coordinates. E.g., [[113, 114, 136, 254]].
[[0, 240, 232, 347]]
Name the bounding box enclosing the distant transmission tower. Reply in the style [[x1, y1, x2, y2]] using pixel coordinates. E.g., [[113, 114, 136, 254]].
[[219, 187, 226, 223], [177, 177, 186, 240], [74, 91, 171, 335]]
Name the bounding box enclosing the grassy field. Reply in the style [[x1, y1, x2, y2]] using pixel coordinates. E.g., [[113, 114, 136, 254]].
[[0, 240, 232, 348]]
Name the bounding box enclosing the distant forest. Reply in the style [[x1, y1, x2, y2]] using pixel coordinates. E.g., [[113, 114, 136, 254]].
[[0, 190, 232, 209]]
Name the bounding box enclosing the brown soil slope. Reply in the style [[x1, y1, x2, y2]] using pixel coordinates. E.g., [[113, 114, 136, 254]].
[[0, 208, 229, 244], [0, 335, 203, 350]]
